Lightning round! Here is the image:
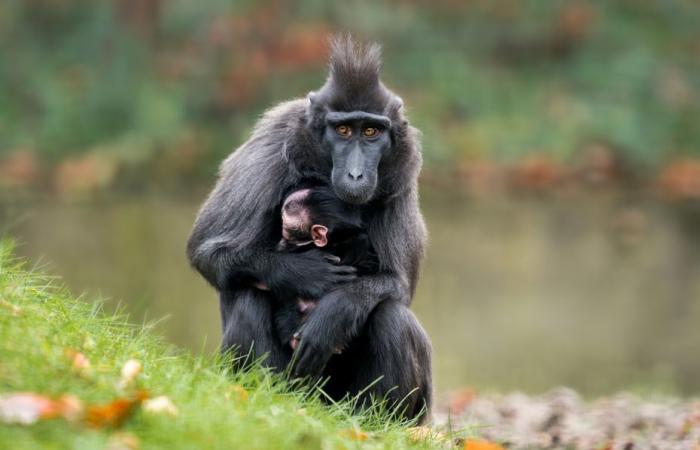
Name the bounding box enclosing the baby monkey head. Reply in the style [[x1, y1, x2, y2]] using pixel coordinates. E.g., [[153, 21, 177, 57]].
[[278, 187, 363, 251]]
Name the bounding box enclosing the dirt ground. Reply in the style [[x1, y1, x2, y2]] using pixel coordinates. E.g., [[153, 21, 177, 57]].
[[437, 388, 700, 450]]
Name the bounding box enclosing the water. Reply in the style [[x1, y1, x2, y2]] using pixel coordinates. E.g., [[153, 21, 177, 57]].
[[2, 188, 700, 398]]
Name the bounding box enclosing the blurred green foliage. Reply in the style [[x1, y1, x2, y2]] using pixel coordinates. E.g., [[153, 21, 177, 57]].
[[1, 0, 699, 185]]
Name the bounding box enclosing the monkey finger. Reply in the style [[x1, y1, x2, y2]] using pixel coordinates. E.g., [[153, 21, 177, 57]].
[[291, 348, 312, 377], [332, 265, 357, 275], [322, 254, 342, 264], [293, 343, 323, 378], [297, 354, 324, 378], [334, 274, 357, 284]]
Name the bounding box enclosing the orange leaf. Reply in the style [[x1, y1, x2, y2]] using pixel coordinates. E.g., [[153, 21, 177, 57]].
[[225, 384, 248, 402], [86, 391, 148, 428], [448, 388, 477, 414], [66, 350, 92, 375], [464, 439, 507, 450], [339, 428, 369, 441]]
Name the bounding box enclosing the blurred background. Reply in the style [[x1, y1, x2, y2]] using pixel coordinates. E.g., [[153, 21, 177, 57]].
[[1, 0, 700, 399]]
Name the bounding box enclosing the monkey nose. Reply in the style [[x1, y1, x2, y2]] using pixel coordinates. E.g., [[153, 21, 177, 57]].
[[348, 171, 363, 181]]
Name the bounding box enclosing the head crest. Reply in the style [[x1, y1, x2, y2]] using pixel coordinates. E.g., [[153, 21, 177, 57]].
[[307, 35, 392, 114], [328, 35, 382, 92]]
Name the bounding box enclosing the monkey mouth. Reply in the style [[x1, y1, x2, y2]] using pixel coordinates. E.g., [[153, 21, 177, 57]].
[[338, 191, 371, 205], [333, 183, 374, 205]]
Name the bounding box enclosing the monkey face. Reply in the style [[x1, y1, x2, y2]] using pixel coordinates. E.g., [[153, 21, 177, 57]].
[[322, 111, 392, 205]]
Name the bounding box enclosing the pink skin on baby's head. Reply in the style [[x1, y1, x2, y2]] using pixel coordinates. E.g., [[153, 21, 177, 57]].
[[281, 189, 328, 247], [281, 189, 311, 241]]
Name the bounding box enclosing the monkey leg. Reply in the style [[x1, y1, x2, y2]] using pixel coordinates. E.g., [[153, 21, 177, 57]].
[[219, 287, 291, 371], [323, 300, 433, 424]]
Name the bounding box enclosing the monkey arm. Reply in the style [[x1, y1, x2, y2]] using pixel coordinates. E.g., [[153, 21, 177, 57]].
[[186, 129, 287, 290], [187, 101, 356, 297], [188, 183, 356, 299]]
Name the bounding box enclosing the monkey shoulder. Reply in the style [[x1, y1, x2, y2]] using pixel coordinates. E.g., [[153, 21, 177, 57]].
[[218, 99, 309, 187], [253, 98, 309, 136]]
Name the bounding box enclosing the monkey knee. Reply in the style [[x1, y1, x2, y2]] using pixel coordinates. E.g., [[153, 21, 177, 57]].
[[367, 301, 431, 357], [220, 289, 288, 368], [364, 302, 432, 395]]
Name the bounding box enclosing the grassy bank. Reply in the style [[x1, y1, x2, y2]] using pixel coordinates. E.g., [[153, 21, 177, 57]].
[[0, 242, 445, 449]]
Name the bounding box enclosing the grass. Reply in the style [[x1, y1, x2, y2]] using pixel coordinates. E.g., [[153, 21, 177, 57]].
[[0, 241, 447, 449]]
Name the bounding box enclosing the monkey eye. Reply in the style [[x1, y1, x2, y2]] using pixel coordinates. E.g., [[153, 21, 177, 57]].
[[335, 125, 352, 137], [362, 127, 380, 137]]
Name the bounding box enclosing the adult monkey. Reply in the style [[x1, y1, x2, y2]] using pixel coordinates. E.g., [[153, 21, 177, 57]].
[[187, 37, 431, 421]]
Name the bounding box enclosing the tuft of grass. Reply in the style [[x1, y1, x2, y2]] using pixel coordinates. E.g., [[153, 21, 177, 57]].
[[0, 241, 445, 449]]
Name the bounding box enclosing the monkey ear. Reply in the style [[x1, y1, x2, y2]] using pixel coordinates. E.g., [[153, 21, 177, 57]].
[[310, 225, 329, 247], [385, 95, 404, 116], [306, 91, 327, 128], [307, 91, 318, 106]]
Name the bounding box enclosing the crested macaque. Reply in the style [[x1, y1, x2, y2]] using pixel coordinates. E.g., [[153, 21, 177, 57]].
[[187, 37, 432, 422], [269, 185, 379, 351]]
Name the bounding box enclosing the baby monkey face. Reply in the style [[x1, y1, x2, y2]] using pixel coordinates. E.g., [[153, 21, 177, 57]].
[[278, 189, 328, 250]]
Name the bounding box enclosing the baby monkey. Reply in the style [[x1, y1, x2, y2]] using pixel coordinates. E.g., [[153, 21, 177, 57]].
[[273, 185, 378, 351]]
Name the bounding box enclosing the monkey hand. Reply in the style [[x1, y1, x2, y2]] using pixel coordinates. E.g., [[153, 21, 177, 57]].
[[290, 290, 354, 377], [290, 329, 341, 353], [268, 249, 356, 300]]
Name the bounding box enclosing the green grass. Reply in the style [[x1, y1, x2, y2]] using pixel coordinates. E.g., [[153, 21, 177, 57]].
[[0, 241, 446, 449]]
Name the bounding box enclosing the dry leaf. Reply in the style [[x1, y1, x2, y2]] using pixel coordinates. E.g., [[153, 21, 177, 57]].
[[143, 396, 178, 417], [464, 439, 507, 450], [86, 390, 148, 428], [106, 432, 140, 450], [54, 395, 84, 422], [407, 426, 447, 442], [225, 384, 248, 402], [65, 349, 92, 375], [0, 299, 21, 316], [0, 393, 83, 425], [448, 388, 477, 414], [120, 360, 142, 385], [339, 427, 369, 441], [0, 393, 56, 425]]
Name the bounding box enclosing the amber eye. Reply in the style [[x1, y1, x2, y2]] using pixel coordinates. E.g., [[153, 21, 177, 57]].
[[335, 125, 351, 137], [363, 127, 379, 137]]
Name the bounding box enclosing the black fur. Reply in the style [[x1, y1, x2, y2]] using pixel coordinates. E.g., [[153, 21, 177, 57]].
[[273, 184, 379, 348], [187, 36, 432, 422]]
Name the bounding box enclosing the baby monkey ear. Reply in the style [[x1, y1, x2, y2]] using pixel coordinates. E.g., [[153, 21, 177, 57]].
[[310, 225, 329, 247]]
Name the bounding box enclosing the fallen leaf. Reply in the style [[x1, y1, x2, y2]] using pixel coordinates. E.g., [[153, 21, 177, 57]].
[[0, 299, 21, 316], [448, 388, 477, 414], [65, 349, 92, 375], [143, 396, 178, 417], [225, 384, 248, 402], [86, 391, 148, 428], [0, 393, 55, 425], [106, 432, 140, 450], [0, 393, 83, 425], [339, 427, 369, 441], [54, 395, 84, 422], [464, 439, 507, 450], [407, 426, 447, 442], [121, 360, 142, 384]]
